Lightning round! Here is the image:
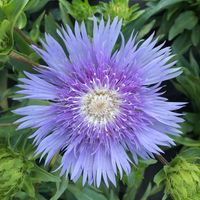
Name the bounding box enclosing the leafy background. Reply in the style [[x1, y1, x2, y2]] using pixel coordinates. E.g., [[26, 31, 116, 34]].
[[0, 0, 200, 200]]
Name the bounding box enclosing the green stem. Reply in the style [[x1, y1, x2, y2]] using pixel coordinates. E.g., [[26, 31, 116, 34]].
[[9, 51, 39, 66], [0, 123, 15, 127], [14, 27, 40, 47], [156, 155, 169, 165]]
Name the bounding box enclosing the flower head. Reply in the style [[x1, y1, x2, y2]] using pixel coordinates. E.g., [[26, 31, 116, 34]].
[[14, 17, 184, 187]]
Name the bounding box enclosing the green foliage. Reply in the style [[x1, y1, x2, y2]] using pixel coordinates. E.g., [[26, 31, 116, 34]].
[[51, 178, 69, 200], [175, 68, 200, 111], [172, 135, 200, 147], [123, 0, 187, 38], [168, 11, 198, 40], [25, 0, 50, 13], [123, 159, 157, 200], [67, 185, 107, 200], [29, 11, 45, 43]]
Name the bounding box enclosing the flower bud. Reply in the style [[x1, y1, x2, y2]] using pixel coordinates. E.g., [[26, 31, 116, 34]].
[[0, 146, 27, 199], [164, 157, 200, 200], [67, 0, 95, 22], [101, 0, 143, 25]]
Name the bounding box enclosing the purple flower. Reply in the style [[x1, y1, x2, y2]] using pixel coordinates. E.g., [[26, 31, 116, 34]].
[[14, 17, 184, 187]]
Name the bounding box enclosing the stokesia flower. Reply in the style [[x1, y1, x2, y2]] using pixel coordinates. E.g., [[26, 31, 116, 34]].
[[14, 17, 184, 187]]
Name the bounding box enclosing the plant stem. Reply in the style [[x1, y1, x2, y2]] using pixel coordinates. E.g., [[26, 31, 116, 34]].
[[156, 155, 169, 165], [14, 27, 40, 47], [9, 51, 39, 67], [0, 123, 14, 127]]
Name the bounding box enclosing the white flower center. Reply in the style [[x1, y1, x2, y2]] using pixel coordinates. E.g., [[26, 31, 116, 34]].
[[80, 88, 121, 126]]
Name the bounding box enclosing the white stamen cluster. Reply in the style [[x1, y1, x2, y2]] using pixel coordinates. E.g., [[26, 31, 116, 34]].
[[80, 88, 121, 126]]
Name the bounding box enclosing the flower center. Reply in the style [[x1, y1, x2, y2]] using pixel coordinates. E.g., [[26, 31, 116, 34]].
[[80, 88, 121, 126]]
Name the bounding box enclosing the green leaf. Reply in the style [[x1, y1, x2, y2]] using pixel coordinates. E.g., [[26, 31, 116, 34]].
[[175, 71, 200, 111], [59, 0, 72, 16], [30, 164, 60, 183], [82, 188, 107, 200], [22, 176, 35, 198], [123, 160, 156, 200], [191, 25, 200, 46], [162, 193, 168, 200], [154, 169, 165, 186], [137, 20, 156, 40], [35, 193, 48, 200], [16, 12, 27, 29], [30, 11, 45, 43], [189, 51, 199, 76], [68, 185, 107, 200], [141, 183, 153, 200], [0, 111, 18, 124], [109, 190, 119, 200], [44, 14, 65, 50], [24, 0, 39, 11], [45, 14, 60, 41], [59, 0, 73, 28], [172, 136, 200, 147], [183, 112, 200, 134], [179, 147, 200, 160], [141, 184, 163, 200], [123, 0, 186, 38], [172, 32, 192, 55], [51, 178, 68, 200], [0, 113, 17, 140], [13, 28, 33, 55], [166, 5, 180, 20], [2, 0, 29, 21], [156, 12, 175, 41], [25, 0, 50, 13], [14, 191, 31, 200], [169, 11, 198, 40], [0, 54, 8, 64], [180, 120, 193, 134]]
